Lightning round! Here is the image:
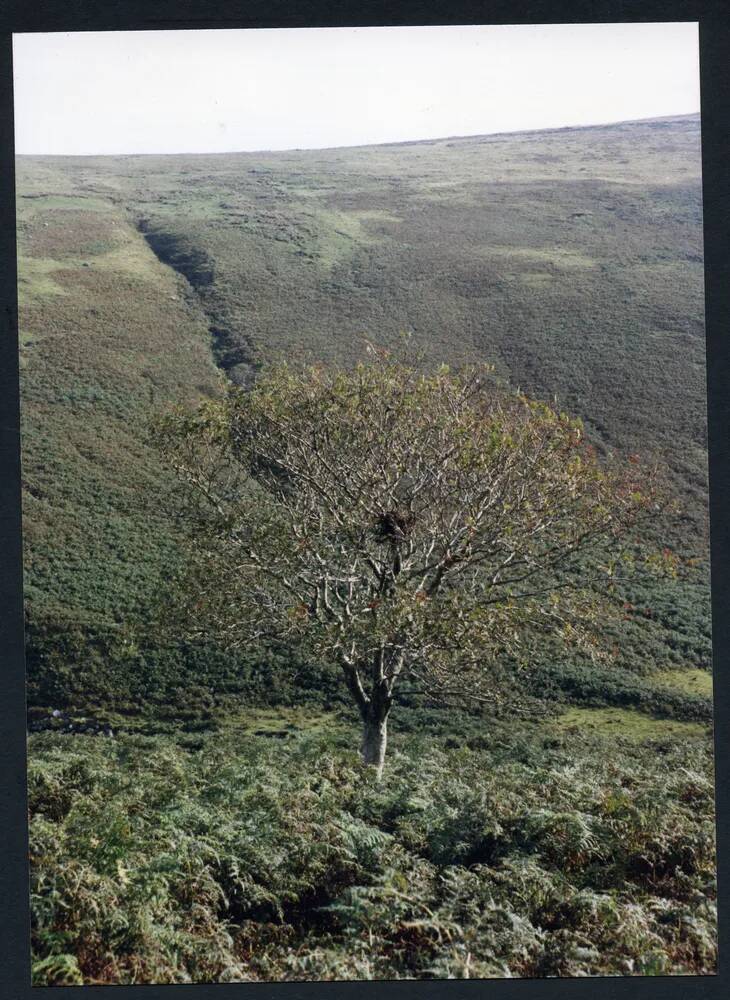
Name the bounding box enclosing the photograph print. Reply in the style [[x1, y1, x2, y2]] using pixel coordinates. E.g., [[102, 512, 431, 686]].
[[14, 22, 716, 985]]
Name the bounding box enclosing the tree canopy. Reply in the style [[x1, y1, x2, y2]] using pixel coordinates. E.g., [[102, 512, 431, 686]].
[[154, 351, 661, 775]]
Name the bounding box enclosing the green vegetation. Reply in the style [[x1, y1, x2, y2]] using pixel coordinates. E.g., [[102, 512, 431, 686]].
[[16, 115, 710, 716], [553, 706, 707, 740], [59, 115, 706, 540], [29, 710, 715, 984], [654, 668, 713, 698], [17, 114, 715, 982], [154, 352, 670, 775], [17, 189, 226, 701]]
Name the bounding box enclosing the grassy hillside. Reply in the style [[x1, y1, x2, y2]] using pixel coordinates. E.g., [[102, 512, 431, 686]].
[[23, 115, 706, 523], [16, 113, 711, 715], [17, 115, 716, 985], [15, 183, 230, 707]]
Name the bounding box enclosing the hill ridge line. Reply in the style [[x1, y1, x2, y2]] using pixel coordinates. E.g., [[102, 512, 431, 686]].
[[16, 113, 701, 161]]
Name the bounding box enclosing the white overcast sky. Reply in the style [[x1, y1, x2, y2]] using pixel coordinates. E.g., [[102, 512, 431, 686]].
[[13, 23, 700, 156]]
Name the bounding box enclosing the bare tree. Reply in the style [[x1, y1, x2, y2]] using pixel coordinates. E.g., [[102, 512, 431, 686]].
[[154, 351, 660, 777]]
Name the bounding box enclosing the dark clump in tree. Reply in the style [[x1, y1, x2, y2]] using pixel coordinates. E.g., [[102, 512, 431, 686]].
[[154, 348, 663, 777]]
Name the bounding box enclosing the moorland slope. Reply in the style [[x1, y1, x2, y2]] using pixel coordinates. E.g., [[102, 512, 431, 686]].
[[16, 114, 711, 716], [18, 116, 717, 986]]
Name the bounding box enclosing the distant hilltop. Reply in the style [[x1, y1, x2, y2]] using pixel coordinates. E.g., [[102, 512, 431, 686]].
[[15, 113, 701, 160]]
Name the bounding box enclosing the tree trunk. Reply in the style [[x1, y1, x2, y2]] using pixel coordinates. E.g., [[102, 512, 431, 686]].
[[361, 713, 388, 779]]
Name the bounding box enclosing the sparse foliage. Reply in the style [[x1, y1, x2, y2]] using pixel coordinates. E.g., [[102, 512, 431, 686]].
[[155, 351, 660, 773]]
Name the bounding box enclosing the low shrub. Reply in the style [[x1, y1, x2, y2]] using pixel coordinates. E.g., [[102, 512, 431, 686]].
[[29, 718, 716, 984]]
